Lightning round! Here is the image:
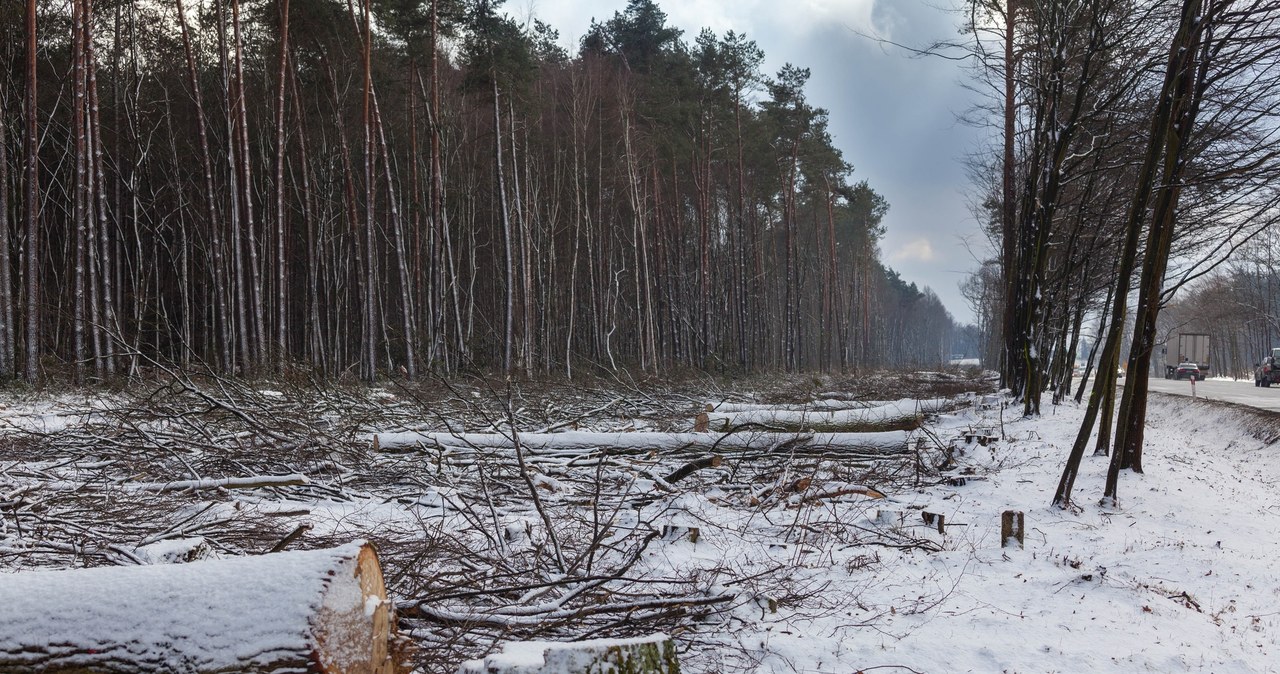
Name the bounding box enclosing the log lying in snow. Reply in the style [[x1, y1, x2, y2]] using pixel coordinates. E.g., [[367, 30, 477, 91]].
[[372, 429, 912, 457], [459, 634, 679, 674], [707, 397, 955, 414], [0, 541, 396, 674], [132, 473, 311, 492], [705, 398, 954, 432], [35, 474, 311, 494]]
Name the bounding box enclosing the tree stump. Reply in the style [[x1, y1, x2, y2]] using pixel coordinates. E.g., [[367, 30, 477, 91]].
[[1002, 510, 1025, 548], [459, 634, 679, 674], [0, 541, 397, 674]]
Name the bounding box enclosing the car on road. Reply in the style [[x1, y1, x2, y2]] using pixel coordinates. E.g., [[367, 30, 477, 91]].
[[1174, 362, 1201, 380], [1256, 357, 1279, 387]]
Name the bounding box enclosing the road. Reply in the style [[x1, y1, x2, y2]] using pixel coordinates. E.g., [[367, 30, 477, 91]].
[[1142, 375, 1280, 413]]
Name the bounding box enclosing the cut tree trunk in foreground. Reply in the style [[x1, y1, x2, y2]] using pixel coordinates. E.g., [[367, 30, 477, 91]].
[[459, 634, 679, 674], [372, 429, 912, 457], [0, 541, 395, 674]]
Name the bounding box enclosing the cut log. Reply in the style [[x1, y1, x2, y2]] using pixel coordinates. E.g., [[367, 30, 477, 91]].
[[0, 541, 396, 674], [704, 398, 953, 432], [371, 429, 911, 457], [459, 634, 679, 674], [662, 454, 722, 485], [132, 473, 311, 492], [707, 397, 955, 413]]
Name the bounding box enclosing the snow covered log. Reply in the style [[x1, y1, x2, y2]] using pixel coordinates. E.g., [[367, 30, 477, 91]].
[[0, 541, 396, 674], [707, 397, 955, 413], [458, 634, 679, 674], [371, 429, 912, 457], [704, 398, 954, 432]]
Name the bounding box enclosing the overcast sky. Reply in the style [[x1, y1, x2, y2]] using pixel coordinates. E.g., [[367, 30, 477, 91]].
[[510, 0, 989, 324]]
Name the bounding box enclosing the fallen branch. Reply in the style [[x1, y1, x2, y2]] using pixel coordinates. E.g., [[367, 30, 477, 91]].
[[662, 455, 723, 485], [132, 474, 311, 493]]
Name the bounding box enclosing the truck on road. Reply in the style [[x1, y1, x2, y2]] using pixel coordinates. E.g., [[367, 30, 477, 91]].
[[1163, 333, 1209, 379]]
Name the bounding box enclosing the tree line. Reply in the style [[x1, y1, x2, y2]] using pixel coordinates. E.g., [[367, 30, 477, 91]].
[[958, 0, 1280, 507], [0, 0, 958, 384]]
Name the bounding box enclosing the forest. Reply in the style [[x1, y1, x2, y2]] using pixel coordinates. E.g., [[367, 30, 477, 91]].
[[0, 0, 958, 385]]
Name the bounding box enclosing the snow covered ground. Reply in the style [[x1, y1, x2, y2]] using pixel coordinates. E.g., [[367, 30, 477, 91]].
[[3, 377, 1279, 673], [786, 391, 1280, 674]]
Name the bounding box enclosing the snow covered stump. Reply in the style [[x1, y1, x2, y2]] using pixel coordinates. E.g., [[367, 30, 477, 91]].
[[0, 541, 398, 674], [459, 635, 679, 674]]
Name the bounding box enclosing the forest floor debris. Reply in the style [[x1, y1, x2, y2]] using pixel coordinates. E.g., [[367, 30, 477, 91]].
[[3, 369, 1277, 672]]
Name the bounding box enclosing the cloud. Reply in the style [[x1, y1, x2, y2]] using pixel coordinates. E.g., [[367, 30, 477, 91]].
[[889, 238, 938, 263], [521, 0, 880, 45]]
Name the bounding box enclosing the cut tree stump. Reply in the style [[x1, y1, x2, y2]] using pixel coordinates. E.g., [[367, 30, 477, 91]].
[[0, 541, 397, 674], [1002, 510, 1025, 548], [458, 634, 679, 674]]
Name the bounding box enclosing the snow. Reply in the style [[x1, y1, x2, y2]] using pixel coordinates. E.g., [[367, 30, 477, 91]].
[[6, 380, 1280, 673], [652, 389, 1280, 673]]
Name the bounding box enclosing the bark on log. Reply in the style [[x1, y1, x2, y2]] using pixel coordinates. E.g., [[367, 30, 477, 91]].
[[0, 541, 395, 674]]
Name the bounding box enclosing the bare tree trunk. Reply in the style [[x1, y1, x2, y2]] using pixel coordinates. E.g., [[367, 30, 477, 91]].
[[23, 0, 39, 383], [175, 0, 232, 372], [429, 0, 462, 368], [72, 0, 88, 384], [214, 0, 251, 371], [0, 105, 13, 380], [566, 73, 585, 378], [85, 0, 116, 376], [1000, 0, 1019, 390], [360, 0, 377, 381], [273, 0, 291, 367], [372, 89, 416, 380], [493, 79, 514, 374], [783, 138, 800, 371], [509, 97, 533, 376], [733, 93, 749, 369], [231, 0, 266, 369]]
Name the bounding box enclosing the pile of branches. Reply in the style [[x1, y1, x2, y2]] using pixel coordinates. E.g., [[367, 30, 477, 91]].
[[0, 368, 985, 672]]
